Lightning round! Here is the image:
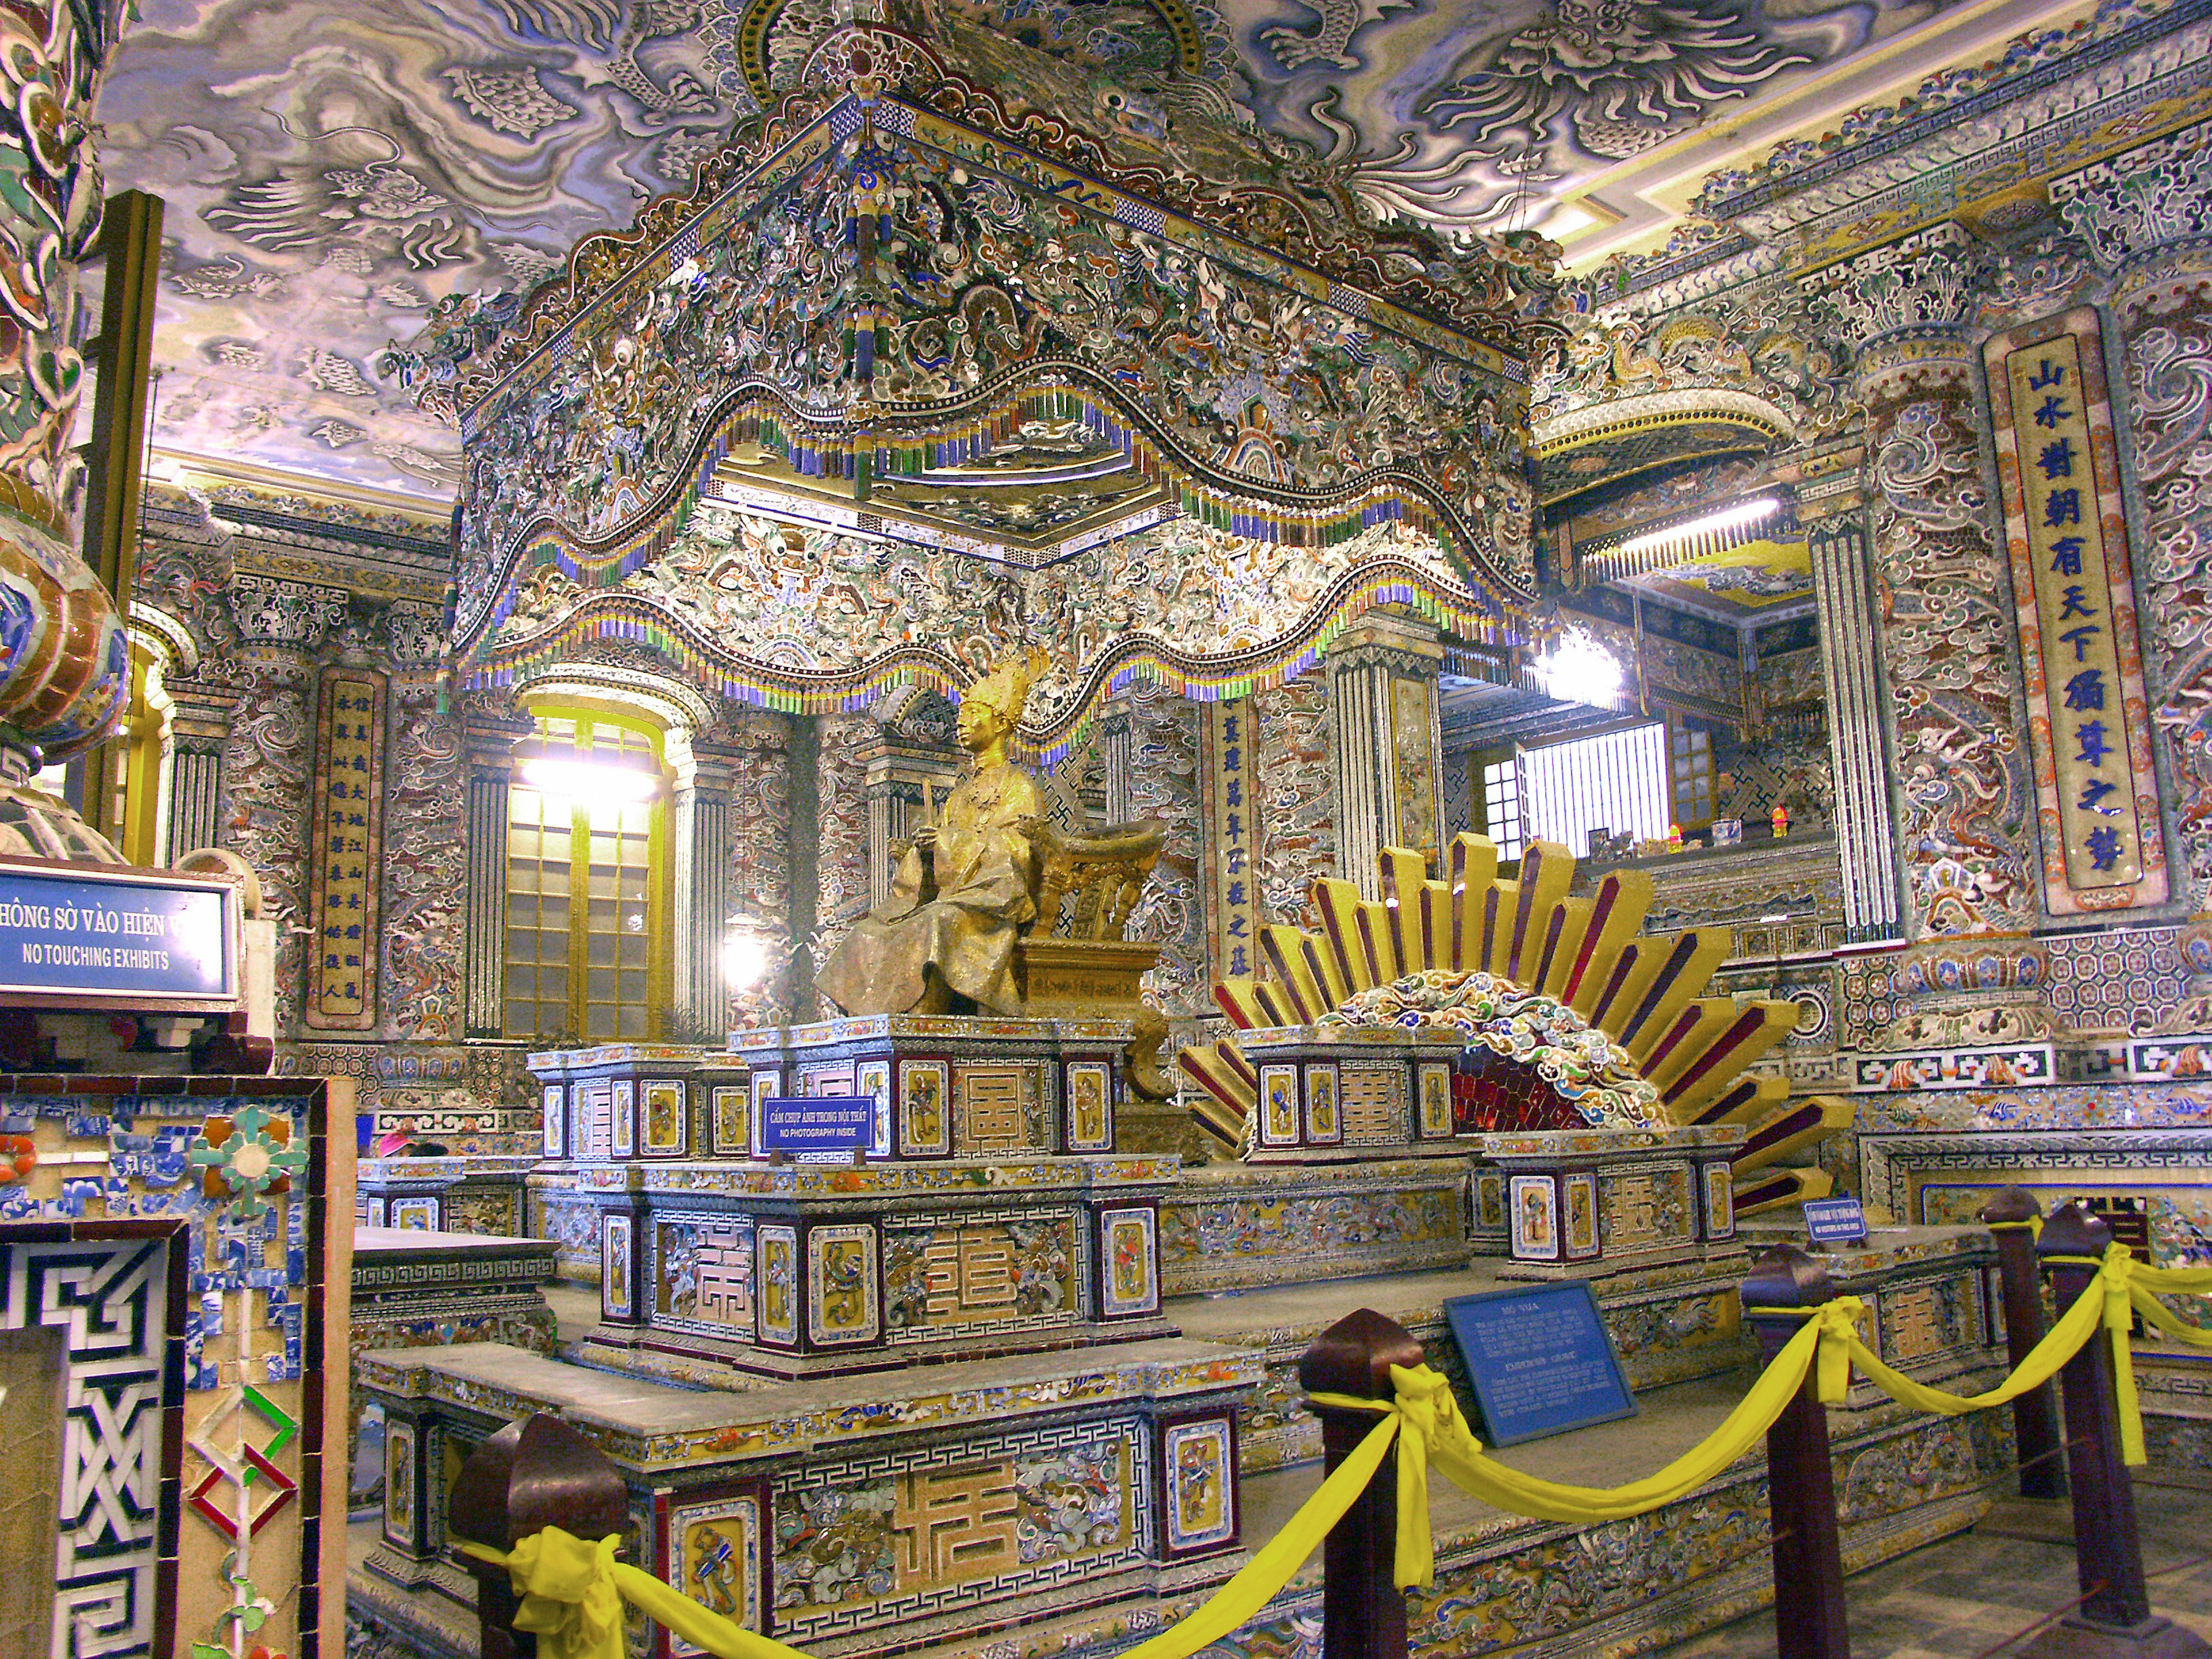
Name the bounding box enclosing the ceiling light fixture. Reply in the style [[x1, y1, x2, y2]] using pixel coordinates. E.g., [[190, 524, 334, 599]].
[[1535, 628, 1624, 709], [1588, 496, 1783, 581]]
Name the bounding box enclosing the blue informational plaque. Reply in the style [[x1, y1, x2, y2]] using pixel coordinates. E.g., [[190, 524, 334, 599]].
[[0, 861, 237, 1007], [1803, 1197, 1869, 1246], [1443, 1281, 1637, 1447], [760, 1096, 874, 1154]]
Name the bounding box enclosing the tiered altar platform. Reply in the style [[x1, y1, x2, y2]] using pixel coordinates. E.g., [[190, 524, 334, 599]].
[[351, 1224, 2018, 1659], [354, 1336, 1258, 1659]]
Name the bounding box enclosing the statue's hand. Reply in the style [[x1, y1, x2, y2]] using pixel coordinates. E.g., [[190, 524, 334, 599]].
[[912, 824, 940, 900]]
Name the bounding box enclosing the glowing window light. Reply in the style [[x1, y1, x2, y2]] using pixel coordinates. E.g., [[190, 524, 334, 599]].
[[517, 755, 659, 802]]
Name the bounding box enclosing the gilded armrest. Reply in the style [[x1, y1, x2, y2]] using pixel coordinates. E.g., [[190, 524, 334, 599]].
[[1020, 817, 1164, 941]]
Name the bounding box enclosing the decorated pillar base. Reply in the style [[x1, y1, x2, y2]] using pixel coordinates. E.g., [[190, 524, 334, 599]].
[[1848, 940, 2057, 1090]]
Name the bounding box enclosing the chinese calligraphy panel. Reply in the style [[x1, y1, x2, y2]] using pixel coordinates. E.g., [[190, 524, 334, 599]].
[[1986, 309, 2167, 913], [1203, 699, 1263, 983], [305, 669, 386, 1026]]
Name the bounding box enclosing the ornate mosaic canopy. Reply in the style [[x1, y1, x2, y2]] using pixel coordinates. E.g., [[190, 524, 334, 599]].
[[403, 13, 1563, 743]]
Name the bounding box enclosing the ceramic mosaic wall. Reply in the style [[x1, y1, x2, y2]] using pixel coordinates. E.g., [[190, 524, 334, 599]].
[[813, 711, 876, 964], [1126, 684, 1207, 1017], [724, 707, 794, 926], [1858, 338, 2035, 937], [381, 679, 468, 1044], [2108, 229, 2212, 914], [0, 1077, 340, 1659], [1251, 673, 1336, 930], [132, 487, 493, 1141], [221, 656, 317, 1031]]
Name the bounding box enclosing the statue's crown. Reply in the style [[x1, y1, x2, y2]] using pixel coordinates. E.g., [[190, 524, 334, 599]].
[[967, 646, 1047, 721]]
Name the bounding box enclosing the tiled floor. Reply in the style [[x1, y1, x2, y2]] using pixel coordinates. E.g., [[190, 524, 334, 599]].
[[1656, 1479, 2212, 1658]]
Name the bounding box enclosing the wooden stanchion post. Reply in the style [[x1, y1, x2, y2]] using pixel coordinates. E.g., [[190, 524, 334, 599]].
[[1742, 1245, 1850, 1659], [1300, 1307, 1425, 1659], [1981, 1187, 2068, 1499], [448, 1413, 631, 1659], [2026, 1205, 2212, 1657]]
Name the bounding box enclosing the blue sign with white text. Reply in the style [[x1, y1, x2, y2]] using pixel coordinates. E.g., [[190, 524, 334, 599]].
[[1804, 1197, 1869, 1246], [760, 1096, 874, 1153], [0, 866, 235, 1003], [1444, 1281, 1637, 1447]]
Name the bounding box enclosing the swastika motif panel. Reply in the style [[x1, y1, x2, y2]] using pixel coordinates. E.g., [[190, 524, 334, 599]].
[[657, 1215, 753, 1335], [1, 1236, 175, 1659], [770, 1414, 1150, 1641], [882, 1209, 1079, 1339]]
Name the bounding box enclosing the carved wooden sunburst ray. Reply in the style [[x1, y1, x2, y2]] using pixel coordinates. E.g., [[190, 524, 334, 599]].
[[1178, 834, 1852, 1214]]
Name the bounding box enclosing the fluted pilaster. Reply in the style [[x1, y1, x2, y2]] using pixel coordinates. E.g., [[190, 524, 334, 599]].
[[1810, 224, 2037, 939]]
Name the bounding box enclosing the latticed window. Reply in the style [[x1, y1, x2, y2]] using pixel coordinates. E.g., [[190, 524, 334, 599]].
[[1480, 757, 1524, 863], [503, 715, 666, 1041], [1671, 721, 1714, 828]]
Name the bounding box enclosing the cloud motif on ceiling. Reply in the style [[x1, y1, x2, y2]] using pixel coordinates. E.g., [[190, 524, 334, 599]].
[[91, 0, 1956, 498]]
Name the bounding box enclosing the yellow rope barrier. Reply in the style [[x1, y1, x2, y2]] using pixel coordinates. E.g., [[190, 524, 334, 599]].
[[456, 1244, 2212, 1652]]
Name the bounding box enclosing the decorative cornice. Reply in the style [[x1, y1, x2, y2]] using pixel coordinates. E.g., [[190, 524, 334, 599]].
[[2051, 115, 2212, 269], [1812, 224, 1995, 349], [1534, 388, 1797, 455]]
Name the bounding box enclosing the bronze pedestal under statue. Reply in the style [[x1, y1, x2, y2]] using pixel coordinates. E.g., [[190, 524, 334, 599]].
[[816, 648, 1163, 1018]]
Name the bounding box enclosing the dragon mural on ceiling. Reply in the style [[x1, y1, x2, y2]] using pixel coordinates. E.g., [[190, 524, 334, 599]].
[[89, 0, 1971, 497]]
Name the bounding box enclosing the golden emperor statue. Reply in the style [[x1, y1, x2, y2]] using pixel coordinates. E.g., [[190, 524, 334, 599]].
[[818, 647, 1054, 1017]]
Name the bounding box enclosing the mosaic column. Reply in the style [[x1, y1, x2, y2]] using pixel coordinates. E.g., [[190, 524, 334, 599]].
[[461, 713, 530, 1038], [1821, 224, 2037, 941], [671, 738, 736, 1036], [0, 0, 133, 802], [1802, 506, 1904, 941], [164, 683, 235, 862], [1325, 615, 1445, 898], [2054, 126, 2212, 912]]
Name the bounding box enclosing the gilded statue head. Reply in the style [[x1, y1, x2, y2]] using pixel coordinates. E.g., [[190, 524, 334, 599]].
[[957, 647, 1047, 753]]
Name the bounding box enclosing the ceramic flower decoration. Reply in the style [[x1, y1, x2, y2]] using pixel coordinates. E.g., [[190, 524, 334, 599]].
[[189, 1104, 306, 1221]]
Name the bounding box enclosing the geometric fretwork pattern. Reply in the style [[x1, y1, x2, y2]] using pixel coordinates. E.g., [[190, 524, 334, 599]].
[[1, 1237, 174, 1659]]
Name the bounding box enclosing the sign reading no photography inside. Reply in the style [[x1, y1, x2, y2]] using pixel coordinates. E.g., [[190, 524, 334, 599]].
[[0, 863, 237, 1005], [759, 1096, 874, 1154]]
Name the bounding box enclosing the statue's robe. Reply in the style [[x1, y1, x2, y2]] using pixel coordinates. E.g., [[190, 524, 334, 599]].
[[817, 760, 1045, 1016]]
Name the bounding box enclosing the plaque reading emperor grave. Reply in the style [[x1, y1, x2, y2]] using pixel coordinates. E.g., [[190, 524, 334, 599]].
[[1444, 1282, 1637, 1446]]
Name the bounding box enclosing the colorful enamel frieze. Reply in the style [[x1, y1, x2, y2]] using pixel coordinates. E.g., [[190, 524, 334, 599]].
[[529, 1044, 752, 1164], [1203, 699, 1263, 983], [305, 667, 385, 1027], [355, 1153, 536, 1234], [0, 1076, 340, 1659], [726, 1014, 1131, 1160], [355, 1336, 1253, 1655], [1986, 309, 2167, 913], [1160, 1158, 1469, 1294]]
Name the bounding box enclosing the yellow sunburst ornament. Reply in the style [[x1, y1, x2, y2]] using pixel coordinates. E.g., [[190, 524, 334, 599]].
[[1179, 834, 1853, 1214]]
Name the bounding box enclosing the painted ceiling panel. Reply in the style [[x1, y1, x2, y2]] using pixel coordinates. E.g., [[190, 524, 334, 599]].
[[96, 0, 758, 497], [89, 0, 2018, 494]]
